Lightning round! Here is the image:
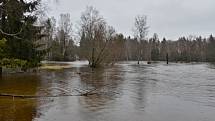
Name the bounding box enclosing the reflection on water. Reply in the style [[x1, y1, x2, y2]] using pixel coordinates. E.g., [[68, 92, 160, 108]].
[[0, 74, 40, 121], [0, 61, 215, 121]]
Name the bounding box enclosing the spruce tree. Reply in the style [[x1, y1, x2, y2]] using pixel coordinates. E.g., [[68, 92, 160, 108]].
[[0, 0, 46, 68]]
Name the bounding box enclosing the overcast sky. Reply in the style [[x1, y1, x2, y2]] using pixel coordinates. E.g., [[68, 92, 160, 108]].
[[44, 0, 215, 40]]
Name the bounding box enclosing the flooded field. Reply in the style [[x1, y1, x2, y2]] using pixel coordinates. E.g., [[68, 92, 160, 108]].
[[0, 61, 215, 121]]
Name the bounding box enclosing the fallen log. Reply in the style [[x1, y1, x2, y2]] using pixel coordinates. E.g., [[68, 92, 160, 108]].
[[0, 84, 115, 99], [0, 93, 97, 99]]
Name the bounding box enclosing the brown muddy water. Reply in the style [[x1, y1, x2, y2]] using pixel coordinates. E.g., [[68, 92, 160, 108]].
[[0, 61, 215, 121]]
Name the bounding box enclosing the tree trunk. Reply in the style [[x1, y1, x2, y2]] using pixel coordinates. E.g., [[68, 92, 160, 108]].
[[137, 49, 140, 64], [166, 53, 169, 64], [0, 67, 2, 77], [90, 48, 96, 68]]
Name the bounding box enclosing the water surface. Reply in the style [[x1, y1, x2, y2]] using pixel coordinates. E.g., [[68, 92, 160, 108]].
[[0, 61, 215, 121]]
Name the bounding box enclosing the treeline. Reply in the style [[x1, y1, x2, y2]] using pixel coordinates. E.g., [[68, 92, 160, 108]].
[[44, 8, 215, 65], [101, 34, 215, 62], [1, 0, 215, 71]]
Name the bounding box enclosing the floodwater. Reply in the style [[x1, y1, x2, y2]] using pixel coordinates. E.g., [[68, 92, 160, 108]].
[[0, 61, 215, 121]]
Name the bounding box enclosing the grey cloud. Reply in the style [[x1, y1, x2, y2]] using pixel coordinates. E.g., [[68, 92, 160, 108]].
[[45, 0, 215, 40]]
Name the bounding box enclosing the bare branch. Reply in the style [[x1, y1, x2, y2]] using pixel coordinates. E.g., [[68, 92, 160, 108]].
[[0, 28, 22, 39]]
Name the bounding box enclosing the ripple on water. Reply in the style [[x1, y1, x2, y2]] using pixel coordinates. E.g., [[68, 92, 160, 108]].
[[1, 61, 215, 121]]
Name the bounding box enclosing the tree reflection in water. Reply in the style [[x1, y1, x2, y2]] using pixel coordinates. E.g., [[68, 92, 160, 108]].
[[78, 66, 124, 112]]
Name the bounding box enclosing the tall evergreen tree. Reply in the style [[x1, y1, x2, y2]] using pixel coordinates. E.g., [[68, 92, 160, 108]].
[[206, 35, 215, 62], [0, 0, 46, 68]]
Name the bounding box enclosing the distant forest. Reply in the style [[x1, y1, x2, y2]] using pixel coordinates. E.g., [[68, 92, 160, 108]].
[[1, 0, 215, 70]]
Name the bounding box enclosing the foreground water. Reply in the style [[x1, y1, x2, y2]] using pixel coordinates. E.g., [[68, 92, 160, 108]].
[[0, 61, 215, 121]]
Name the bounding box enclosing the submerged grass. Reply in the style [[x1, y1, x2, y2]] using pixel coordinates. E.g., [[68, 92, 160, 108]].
[[40, 63, 72, 70]]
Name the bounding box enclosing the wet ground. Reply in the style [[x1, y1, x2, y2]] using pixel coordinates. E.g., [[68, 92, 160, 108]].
[[0, 61, 215, 121]]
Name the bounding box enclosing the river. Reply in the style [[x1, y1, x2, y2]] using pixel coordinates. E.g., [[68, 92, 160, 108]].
[[0, 61, 215, 121]]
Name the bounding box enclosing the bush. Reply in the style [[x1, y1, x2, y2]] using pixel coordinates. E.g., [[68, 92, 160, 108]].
[[1, 58, 27, 68]]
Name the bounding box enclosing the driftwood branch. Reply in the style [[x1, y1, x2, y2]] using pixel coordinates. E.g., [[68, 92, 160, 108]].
[[44, 87, 71, 93]]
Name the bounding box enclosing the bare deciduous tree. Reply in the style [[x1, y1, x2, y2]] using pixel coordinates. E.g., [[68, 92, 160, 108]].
[[79, 6, 116, 68], [57, 13, 73, 60], [133, 15, 149, 64]]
